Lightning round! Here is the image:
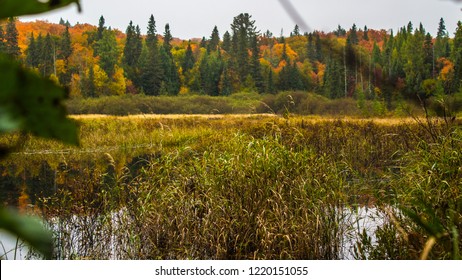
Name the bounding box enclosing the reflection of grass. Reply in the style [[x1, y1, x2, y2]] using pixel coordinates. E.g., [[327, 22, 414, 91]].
[[1, 115, 461, 259]]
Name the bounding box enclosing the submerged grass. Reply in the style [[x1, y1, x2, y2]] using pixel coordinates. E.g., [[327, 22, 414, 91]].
[[1, 115, 461, 259]]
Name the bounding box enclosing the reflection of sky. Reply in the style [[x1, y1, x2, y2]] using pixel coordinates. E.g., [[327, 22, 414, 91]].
[[20, 0, 462, 39], [0, 230, 31, 260]]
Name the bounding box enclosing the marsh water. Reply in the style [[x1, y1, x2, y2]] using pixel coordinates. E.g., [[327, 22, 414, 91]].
[[0, 155, 388, 259]]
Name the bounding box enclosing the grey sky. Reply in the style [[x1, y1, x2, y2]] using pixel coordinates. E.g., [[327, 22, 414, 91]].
[[22, 0, 462, 39]]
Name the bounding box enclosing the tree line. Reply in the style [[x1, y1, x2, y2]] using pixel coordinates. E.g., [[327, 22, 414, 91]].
[[1, 14, 462, 103]]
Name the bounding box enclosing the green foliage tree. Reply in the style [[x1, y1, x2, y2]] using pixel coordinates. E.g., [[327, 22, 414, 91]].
[[208, 26, 220, 52], [4, 17, 21, 58], [140, 15, 163, 95], [122, 21, 142, 89], [222, 31, 231, 52], [96, 29, 119, 77], [40, 33, 55, 77], [26, 32, 40, 68]]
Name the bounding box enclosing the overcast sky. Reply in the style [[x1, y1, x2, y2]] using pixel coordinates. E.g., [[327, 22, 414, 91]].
[[22, 0, 462, 39]]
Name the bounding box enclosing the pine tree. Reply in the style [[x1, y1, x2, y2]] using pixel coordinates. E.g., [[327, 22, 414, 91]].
[[451, 21, 462, 93], [363, 25, 369, 41], [222, 31, 231, 52], [266, 68, 276, 94], [40, 33, 55, 77], [249, 35, 264, 93], [163, 23, 173, 54], [347, 24, 359, 45], [230, 13, 258, 82], [5, 17, 21, 58], [96, 29, 119, 77], [219, 64, 233, 95], [435, 18, 449, 60], [97, 15, 106, 41], [60, 26, 72, 61], [182, 40, 195, 73], [26, 33, 40, 68], [123, 21, 142, 89], [208, 26, 220, 53], [123, 21, 137, 66], [160, 24, 180, 95], [140, 15, 163, 95], [291, 25, 300, 37]]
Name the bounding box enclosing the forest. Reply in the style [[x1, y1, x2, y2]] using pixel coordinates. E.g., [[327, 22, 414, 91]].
[[1, 14, 461, 110], [2, 5, 462, 261]]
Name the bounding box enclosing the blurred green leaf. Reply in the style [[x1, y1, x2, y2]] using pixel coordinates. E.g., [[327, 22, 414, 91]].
[[0, 208, 53, 259], [0, 0, 81, 19], [0, 55, 79, 145]]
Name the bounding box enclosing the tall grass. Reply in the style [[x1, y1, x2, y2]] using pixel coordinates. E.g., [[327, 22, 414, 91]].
[[1, 115, 461, 259]]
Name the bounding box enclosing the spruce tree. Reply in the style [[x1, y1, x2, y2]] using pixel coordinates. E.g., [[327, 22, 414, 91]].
[[160, 24, 180, 95], [60, 26, 72, 62], [140, 15, 163, 95], [363, 25, 369, 41], [435, 18, 449, 59], [249, 35, 264, 93], [222, 31, 231, 52], [97, 15, 106, 41], [347, 24, 358, 45], [5, 17, 20, 58], [208, 26, 220, 52], [182, 41, 195, 73], [40, 33, 55, 77], [26, 33, 40, 68], [163, 23, 173, 54], [451, 21, 462, 93], [96, 29, 119, 77]]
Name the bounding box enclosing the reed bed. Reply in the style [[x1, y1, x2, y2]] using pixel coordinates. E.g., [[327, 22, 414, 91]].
[[1, 115, 461, 259]]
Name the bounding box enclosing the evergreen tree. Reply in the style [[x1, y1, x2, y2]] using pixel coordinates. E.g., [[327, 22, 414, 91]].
[[451, 21, 462, 93], [208, 26, 220, 52], [306, 32, 316, 63], [334, 25, 346, 37], [123, 21, 143, 89], [163, 23, 173, 54], [60, 26, 72, 61], [140, 15, 164, 95], [291, 25, 300, 37], [230, 13, 258, 82], [58, 26, 73, 86], [222, 31, 231, 52], [219, 64, 233, 95], [96, 29, 119, 77], [200, 37, 207, 48], [97, 15, 106, 41], [265, 68, 276, 94], [314, 32, 323, 62], [249, 35, 264, 92], [5, 17, 21, 58], [160, 24, 180, 95], [123, 21, 137, 66], [159, 46, 180, 95], [347, 24, 359, 45], [199, 51, 223, 95], [435, 17, 449, 59], [363, 25, 369, 41], [26, 33, 40, 68], [323, 57, 345, 98], [182, 41, 195, 73], [40, 33, 55, 77]]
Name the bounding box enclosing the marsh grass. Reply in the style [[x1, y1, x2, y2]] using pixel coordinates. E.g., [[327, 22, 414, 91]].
[[1, 115, 461, 259]]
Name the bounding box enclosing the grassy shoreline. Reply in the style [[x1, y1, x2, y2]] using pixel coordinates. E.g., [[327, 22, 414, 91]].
[[1, 115, 461, 259]]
